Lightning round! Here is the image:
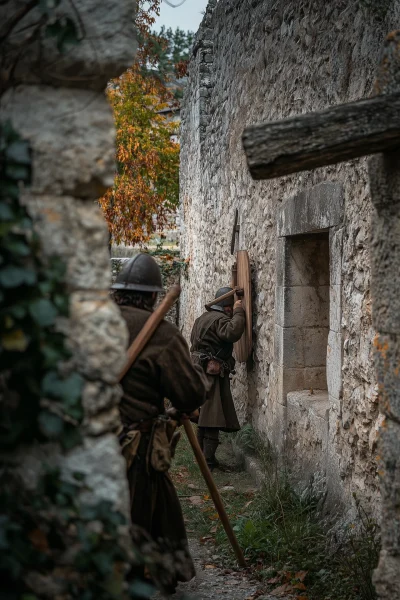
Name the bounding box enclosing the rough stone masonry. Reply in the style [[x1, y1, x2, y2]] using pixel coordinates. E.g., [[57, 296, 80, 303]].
[[180, 0, 400, 535], [0, 0, 137, 592]]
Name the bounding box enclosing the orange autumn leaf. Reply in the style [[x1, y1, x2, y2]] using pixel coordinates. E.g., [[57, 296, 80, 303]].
[[99, 0, 180, 247]]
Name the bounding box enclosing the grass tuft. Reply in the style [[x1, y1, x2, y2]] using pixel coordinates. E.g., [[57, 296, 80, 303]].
[[172, 423, 381, 600]]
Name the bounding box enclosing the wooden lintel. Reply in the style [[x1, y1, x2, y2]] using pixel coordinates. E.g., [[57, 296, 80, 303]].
[[242, 92, 400, 180]]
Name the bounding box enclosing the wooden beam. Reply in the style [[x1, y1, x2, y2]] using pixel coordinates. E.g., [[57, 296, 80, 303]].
[[242, 92, 400, 180]]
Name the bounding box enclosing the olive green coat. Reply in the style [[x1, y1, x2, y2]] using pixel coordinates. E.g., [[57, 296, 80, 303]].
[[190, 307, 245, 432], [119, 306, 207, 425], [119, 306, 207, 590]]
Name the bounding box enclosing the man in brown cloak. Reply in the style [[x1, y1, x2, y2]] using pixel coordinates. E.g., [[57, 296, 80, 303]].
[[190, 287, 245, 469], [112, 254, 207, 593]]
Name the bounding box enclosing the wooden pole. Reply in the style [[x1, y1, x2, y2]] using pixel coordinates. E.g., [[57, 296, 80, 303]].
[[242, 91, 400, 180], [205, 287, 243, 309], [183, 419, 247, 568], [118, 284, 181, 381], [118, 284, 246, 567]]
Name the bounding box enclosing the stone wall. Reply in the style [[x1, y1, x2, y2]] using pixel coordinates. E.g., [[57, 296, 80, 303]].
[[180, 0, 400, 518], [1, 0, 136, 594]]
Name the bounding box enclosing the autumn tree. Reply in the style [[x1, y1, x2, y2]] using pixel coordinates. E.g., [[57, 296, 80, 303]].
[[99, 1, 193, 247]]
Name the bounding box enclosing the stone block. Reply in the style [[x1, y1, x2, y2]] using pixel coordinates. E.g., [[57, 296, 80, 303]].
[[373, 333, 400, 422], [275, 285, 285, 327], [275, 237, 286, 286], [276, 365, 304, 401], [279, 325, 304, 368], [286, 390, 329, 486], [63, 434, 130, 518], [303, 366, 327, 390], [282, 285, 329, 328], [327, 330, 342, 400], [1, 86, 116, 199], [82, 382, 121, 417], [274, 324, 283, 365], [303, 327, 329, 367], [278, 182, 344, 237], [330, 284, 342, 333], [23, 194, 111, 290], [326, 404, 344, 506], [269, 399, 287, 453], [286, 235, 330, 286], [83, 406, 121, 436], [1, 0, 137, 91], [69, 291, 128, 383], [330, 227, 344, 285]]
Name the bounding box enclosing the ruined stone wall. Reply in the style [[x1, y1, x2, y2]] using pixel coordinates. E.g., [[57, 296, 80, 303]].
[[180, 0, 400, 516], [1, 0, 136, 594]]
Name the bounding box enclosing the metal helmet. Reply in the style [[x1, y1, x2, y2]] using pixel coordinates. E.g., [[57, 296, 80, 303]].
[[111, 253, 164, 293], [209, 286, 234, 312]]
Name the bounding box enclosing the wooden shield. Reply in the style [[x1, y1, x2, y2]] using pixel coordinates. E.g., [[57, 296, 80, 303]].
[[234, 250, 252, 362]]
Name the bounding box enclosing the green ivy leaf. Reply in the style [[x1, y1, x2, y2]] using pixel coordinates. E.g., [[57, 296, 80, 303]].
[[8, 304, 27, 319], [0, 266, 36, 287], [29, 298, 58, 327], [92, 551, 113, 575], [4, 239, 30, 256], [5, 164, 31, 183], [61, 425, 82, 450], [0, 203, 14, 221], [5, 139, 32, 165], [38, 410, 64, 438], [42, 371, 83, 405], [41, 344, 65, 368]]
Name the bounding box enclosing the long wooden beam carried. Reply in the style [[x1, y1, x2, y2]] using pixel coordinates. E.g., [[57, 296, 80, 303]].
[[242, 92, 400, 180]]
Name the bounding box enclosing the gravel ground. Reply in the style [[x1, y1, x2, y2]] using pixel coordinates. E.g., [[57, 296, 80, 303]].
[[175, 539, 288, 600]]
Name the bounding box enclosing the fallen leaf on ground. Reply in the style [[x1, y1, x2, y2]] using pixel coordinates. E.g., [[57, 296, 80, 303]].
[[210, 525, 218, 533], [267, 576, 281, 584], [200, 535, 213, 544], [295, 570, 308, 582], [221, 485, 235, 492], [205, 564, 216, 569], [271, 583, 290, 596], [187, 483, 197, 489], [293, 582, 307, 590]]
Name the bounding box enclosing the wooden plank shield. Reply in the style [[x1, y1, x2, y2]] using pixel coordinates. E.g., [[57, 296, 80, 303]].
[[234, 250, 252, 362]]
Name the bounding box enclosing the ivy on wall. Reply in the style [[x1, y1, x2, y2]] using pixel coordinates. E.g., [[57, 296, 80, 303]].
[[0, 123, 150, 599], [0, 122, 84, 451]]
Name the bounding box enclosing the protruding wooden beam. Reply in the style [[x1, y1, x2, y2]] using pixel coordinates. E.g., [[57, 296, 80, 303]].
[[242, 92, 400, 180]]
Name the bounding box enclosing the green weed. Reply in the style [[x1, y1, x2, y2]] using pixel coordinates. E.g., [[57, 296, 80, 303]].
[[173, 424, 381, 600]]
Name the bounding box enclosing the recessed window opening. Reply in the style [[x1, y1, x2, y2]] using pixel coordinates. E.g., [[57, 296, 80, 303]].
[[285, 232, 330, 392]]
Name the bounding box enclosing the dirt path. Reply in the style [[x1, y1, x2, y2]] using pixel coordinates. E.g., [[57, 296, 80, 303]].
[[177, 539, 270, 600], [171, 433, 291, 600]]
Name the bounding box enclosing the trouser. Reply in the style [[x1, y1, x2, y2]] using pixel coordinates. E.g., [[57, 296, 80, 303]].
[[197, 426, 220, 466]]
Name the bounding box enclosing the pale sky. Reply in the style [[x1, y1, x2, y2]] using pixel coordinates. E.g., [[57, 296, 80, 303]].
[[153, 0, 209, 34]]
